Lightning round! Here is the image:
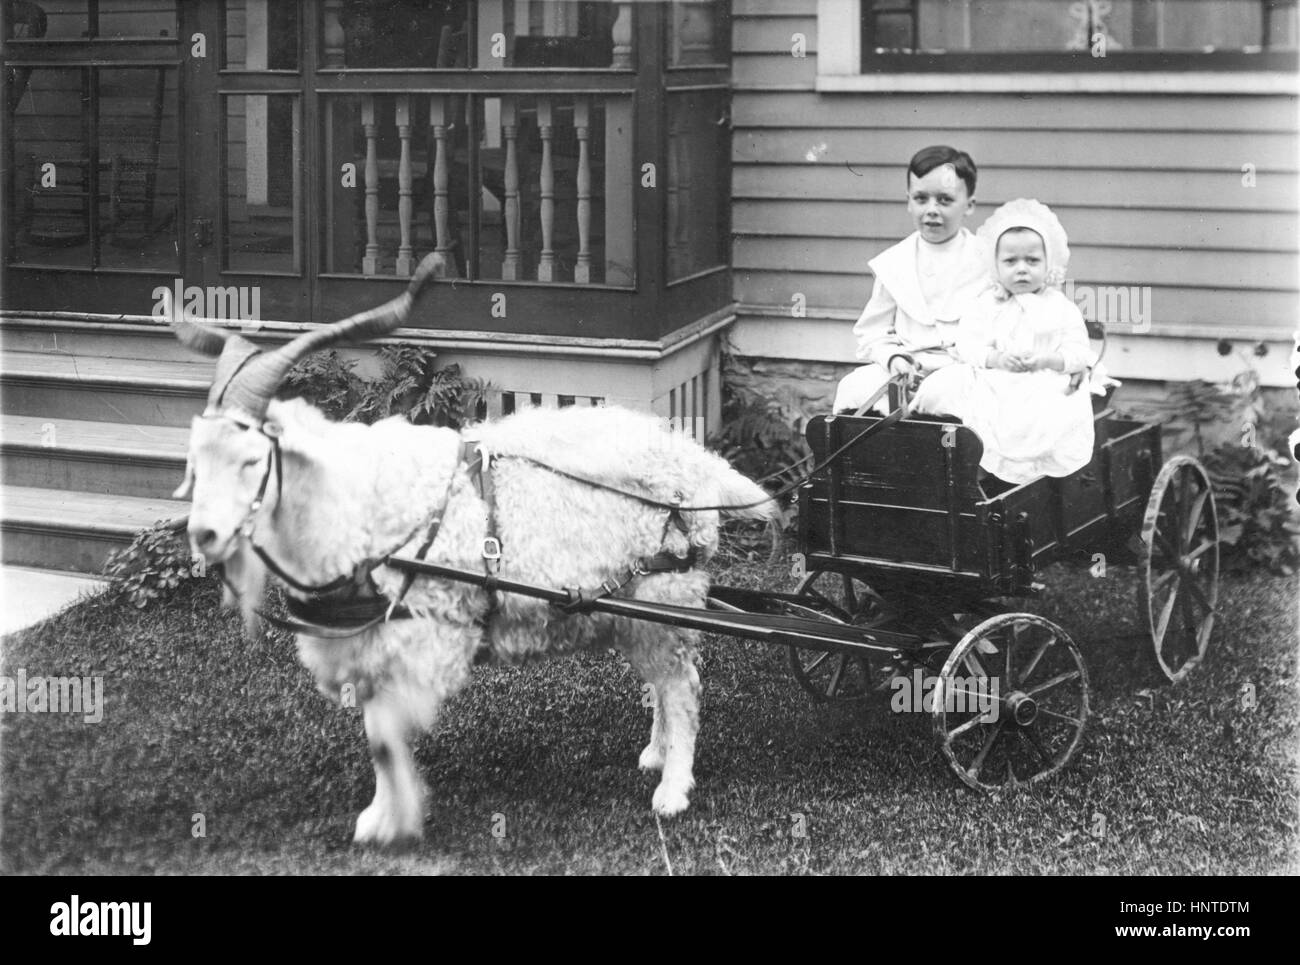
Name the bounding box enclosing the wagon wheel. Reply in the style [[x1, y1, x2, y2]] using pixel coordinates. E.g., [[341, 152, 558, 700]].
[[932, 613, 1090, 792], [1138, 456, 1219, 683], [786, 570, 892, 702]]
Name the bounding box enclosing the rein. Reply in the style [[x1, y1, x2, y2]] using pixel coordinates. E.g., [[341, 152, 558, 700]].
[[508, 378, 912, 514], [207, 379, 910, 638]]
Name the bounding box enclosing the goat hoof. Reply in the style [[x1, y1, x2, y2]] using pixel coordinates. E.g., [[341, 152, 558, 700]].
[[638, 744, 666, 772], [353, 804, 423, 850], [651, 783, 691, 817]]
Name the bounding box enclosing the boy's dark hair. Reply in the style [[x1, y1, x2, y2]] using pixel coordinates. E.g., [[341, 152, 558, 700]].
[[908, 145, 977, 197]]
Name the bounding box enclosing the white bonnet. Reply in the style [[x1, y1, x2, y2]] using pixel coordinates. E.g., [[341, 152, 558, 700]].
[[977, 198, 1071, 288]]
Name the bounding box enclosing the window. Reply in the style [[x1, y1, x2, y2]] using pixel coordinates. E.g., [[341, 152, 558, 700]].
[[8, 65, 180, 271], [318, 0, 629, 70], [2, 0, 178, 41], [861, 0, 1299, 71]]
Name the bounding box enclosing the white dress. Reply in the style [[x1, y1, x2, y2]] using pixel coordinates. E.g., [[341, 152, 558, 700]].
[[912, 287, 1094, 484]]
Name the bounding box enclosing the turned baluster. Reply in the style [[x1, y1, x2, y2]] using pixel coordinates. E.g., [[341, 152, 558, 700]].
[[361, 96, 379, 276]]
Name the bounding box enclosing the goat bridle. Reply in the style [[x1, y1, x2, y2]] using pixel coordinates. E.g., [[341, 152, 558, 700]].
[[206, 411, 362, 596]]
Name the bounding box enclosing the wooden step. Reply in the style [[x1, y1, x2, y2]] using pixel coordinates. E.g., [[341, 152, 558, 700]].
[[1, 484, 188, 573], [0, 350, 210, 426], [0, 415, 189, 499], [1, 315, 264, 363]]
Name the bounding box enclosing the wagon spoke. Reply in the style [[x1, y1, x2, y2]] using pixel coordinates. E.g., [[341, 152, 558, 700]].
[[841, 574, 858, 615], [1034, 706, 1084, 727], [1179, 588, 1200, 643], [1004, 624, 1015, 682], [802, 586, 841, 616], [965, 718, 1007, 778], [1186, 538, 1217, 563], [963, 650, 990, 680], [1183, 487, 1210, 547], [1026, 668, 1081, 699], [1017, 638, 1051, 686], [1154, 576, 1181, 643], [1152, 529, 1181, 564], [1176, 475, 1193, 552], [1151, 568, 1179, 593], [1020, 726, 1055, 765], [827, 654, 847, 697], [948, 712, 990, 741], [801, 651, 832, 675], [1181, 572, 1215, 616]]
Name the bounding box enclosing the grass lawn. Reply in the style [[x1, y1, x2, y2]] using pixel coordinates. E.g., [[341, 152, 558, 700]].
[[2, 553, 1296, 875]]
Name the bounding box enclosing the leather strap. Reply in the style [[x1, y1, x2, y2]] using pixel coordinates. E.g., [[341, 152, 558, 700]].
[[460, 435, 501, 624]]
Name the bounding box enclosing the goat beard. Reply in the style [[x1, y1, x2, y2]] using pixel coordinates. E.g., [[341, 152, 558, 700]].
[[220, 543, 268, 639]]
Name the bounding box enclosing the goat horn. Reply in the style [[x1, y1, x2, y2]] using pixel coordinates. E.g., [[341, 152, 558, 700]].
[[219, 252, 445, 421], [170, 314, 231, 357]]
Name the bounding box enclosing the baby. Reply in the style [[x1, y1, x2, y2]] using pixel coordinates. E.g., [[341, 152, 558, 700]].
[[832, 145, 992, 413], [913, 199, 1095, 484]]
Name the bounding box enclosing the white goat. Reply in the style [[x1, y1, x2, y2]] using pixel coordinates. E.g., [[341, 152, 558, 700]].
[[171, 254, 777, 847]]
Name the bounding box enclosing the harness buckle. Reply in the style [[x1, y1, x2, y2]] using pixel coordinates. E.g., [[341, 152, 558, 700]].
[[482, 536, 502, 572], [600, 577, 623, 595]]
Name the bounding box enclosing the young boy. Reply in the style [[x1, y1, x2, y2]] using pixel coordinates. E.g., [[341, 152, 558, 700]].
[[832, 145, 992, 413]]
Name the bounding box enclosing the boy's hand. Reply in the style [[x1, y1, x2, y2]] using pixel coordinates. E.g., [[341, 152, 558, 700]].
[[888, 356, 917, 377]]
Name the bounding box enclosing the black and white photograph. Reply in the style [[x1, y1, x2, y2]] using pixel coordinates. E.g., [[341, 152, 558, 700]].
[[0, 0, 1296, 893]]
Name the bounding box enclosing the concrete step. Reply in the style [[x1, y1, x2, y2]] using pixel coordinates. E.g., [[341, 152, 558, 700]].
[[0, 415, 189, 499], [1, 484, 188, 573], [0, 350, 210, 426]]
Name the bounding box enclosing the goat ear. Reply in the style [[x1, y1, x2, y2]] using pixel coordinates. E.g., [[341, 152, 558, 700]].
[[172, 459, 195, 500]]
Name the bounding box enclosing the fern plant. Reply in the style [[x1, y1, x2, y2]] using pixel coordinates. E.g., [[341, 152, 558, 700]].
[[349, 346, 489, 428], [277, 350, 365, 422]]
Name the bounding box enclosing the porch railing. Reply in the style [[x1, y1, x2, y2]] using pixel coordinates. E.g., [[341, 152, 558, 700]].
[[328, 91, 633, 287]]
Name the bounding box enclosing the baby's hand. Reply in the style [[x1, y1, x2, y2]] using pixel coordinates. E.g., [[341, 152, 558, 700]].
[[988, 350, 1024, 372], [1015, 351, 1064, 372]]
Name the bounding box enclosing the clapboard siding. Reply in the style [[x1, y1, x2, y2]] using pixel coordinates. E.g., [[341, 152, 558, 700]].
[[734, 164, 1297, 212], [735, 272, 1299, 329], [730, 0, 1299, 350], [736, 128, 1299, 171], [736, 236, 1297, 290], [733, 91, 1300, 132], [733, 51, 820, 89], [734, 16, 819, 53], [734, 201, 1298, 252]]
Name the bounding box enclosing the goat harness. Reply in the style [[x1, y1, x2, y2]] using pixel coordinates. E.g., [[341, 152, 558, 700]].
[[219, 417, 699, 640]]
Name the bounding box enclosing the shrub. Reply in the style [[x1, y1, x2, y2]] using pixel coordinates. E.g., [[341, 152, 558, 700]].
[[103, 521, 203, 607], [1202, 442, 1300, 574]]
